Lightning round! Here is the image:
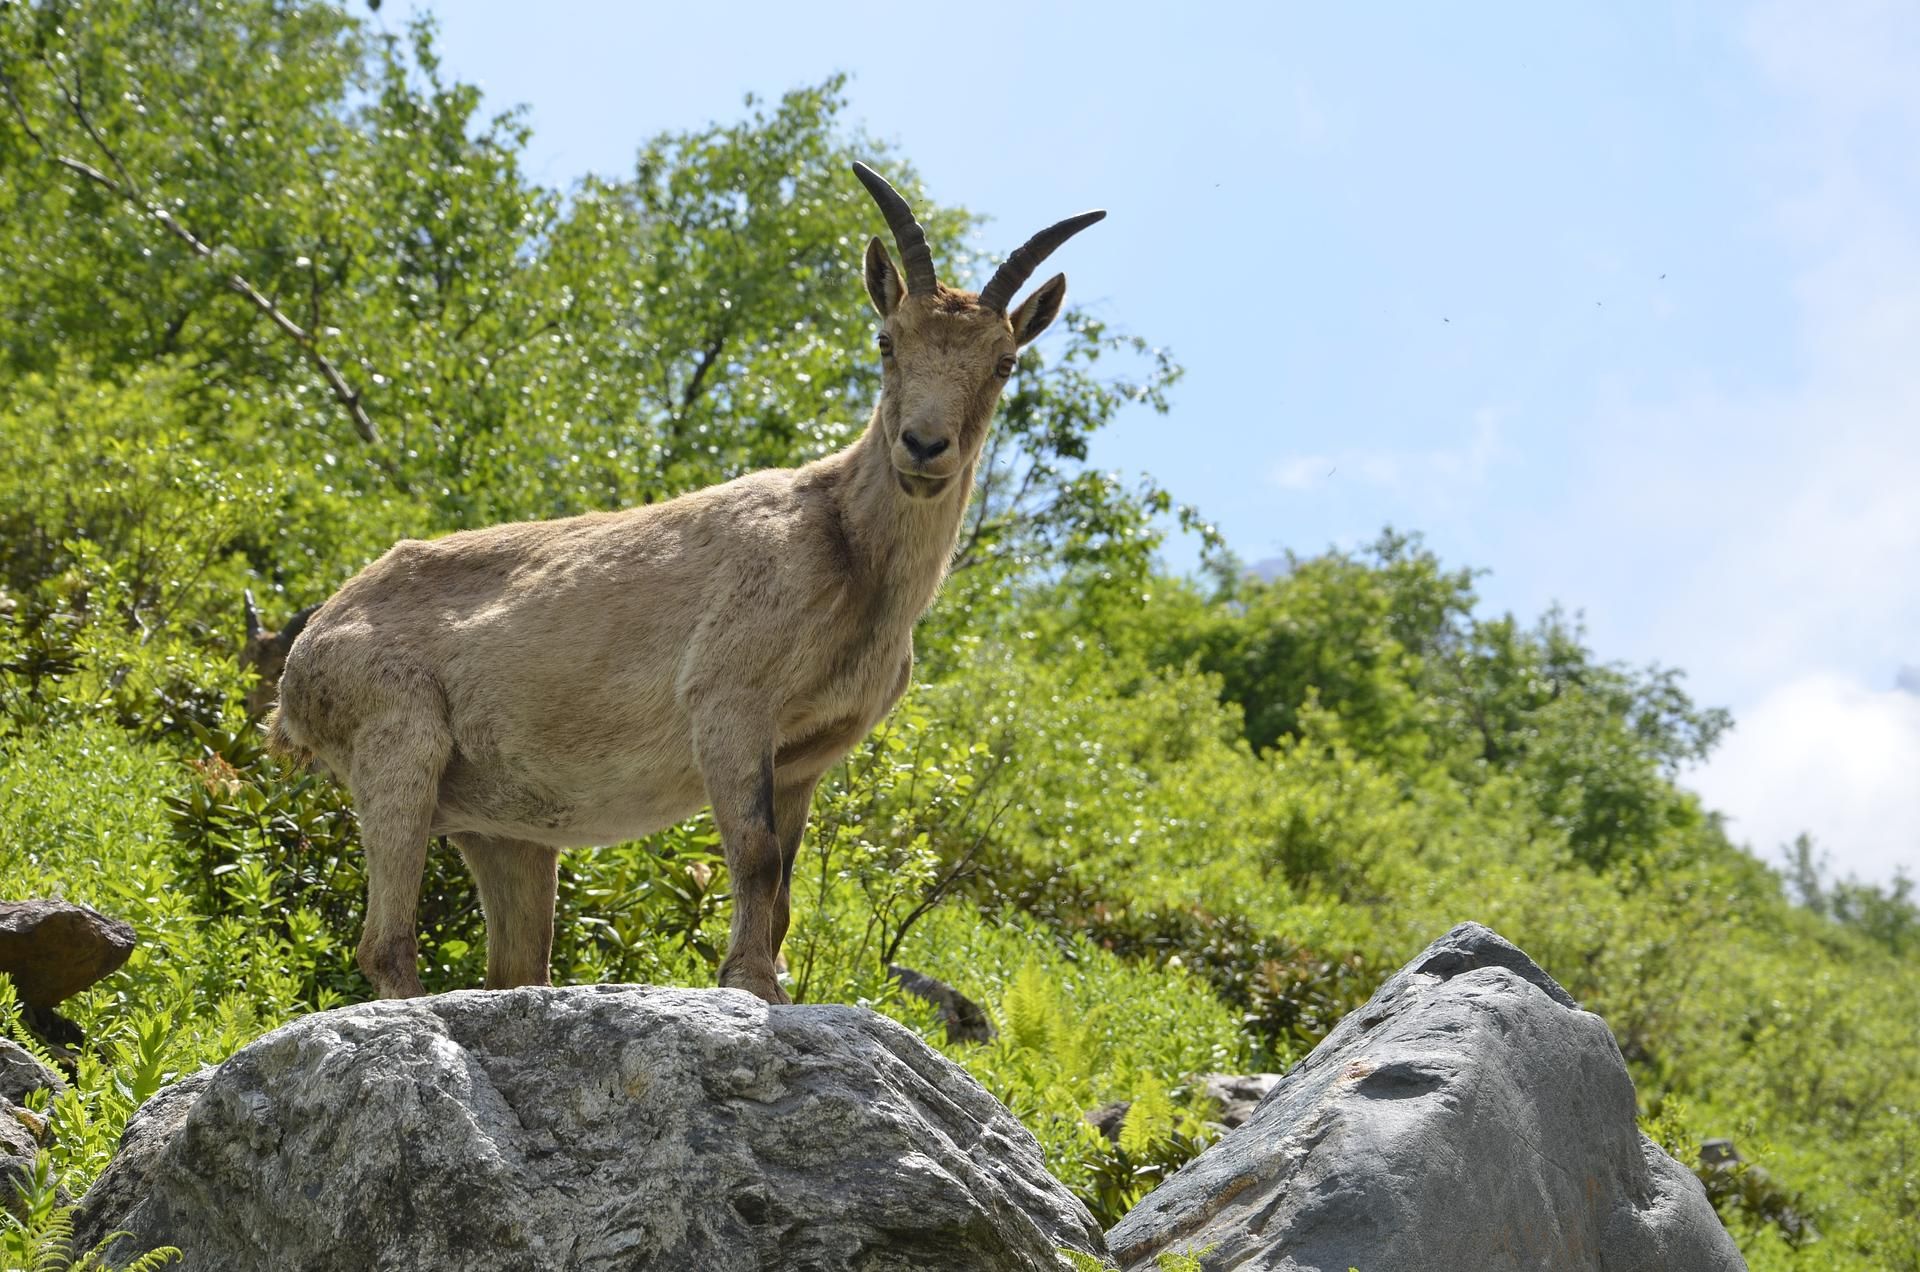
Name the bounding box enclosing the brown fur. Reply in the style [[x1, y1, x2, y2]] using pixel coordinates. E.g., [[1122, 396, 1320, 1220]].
[[266, 243, 1077, 1004]]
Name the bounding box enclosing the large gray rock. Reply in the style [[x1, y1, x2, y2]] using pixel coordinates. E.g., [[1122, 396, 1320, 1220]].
[[76, 985, 1103, 1271], [1106, 923, 1745, 1272]]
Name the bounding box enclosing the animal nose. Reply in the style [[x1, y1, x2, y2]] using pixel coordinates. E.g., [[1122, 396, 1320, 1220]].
[[900, 431, 950, 464]]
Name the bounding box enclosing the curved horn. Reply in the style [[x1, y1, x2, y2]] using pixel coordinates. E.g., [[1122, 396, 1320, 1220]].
[[244, 588, 262, 640], [978, 209, 1107, 314], [852, 162, 937, 296]]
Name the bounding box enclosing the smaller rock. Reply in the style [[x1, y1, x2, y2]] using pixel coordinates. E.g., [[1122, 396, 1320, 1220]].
[[0, 1107, 37, 1157], [1106, 922, 1746, 1271], [1195, 1072, 1282, 1131], [0, 1039, 66, 1106], [1, 1035, 71, 1221], [888, 964, 997, 1044], [1697, 1136, 1819, 1247], [1085, 1100, 1131, 1142], [1699, 1138, 1740, 1169], [1086, 1073, 1282, 1143], [0, 901, 136, 1008]]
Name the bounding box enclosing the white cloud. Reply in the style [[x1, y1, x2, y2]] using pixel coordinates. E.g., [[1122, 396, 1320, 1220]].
[[1268, 411, 1501, 493], [1687, 672, 1920, 884], [1533, 3, 1920, 884], [1745, 0, 1920, 137], [1270, 454, 1336, 492]]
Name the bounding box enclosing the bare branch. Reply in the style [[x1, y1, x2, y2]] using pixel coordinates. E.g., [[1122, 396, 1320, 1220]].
[[679, 327, 729, 414], [880, 790, 1014, 968], [58, 56, 135, 192]]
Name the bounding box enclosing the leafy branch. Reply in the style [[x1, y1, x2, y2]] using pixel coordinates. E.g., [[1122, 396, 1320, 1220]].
[[0, 67, 379, 445]]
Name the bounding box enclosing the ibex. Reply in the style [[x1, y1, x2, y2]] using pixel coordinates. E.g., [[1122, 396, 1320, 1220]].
[[239, 590, 318, 717], [267, 164, 1104, 1004]]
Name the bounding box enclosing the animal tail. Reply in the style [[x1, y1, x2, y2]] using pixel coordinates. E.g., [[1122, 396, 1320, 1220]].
[[263, 705, 307, 762]]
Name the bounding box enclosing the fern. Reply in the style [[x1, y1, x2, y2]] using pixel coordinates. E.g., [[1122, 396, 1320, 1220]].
[[1003, 957, 1056, 1053], [110, 1010, 175, 1111], [1119, 1074, 1174, 1159], [75, 1236, 184, 1272], [1, 1154, 180, 1272]]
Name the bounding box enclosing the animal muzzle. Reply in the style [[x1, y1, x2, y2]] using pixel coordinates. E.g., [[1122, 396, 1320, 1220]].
[[900, 428, 952, 465], [893, 425, 960, 484]]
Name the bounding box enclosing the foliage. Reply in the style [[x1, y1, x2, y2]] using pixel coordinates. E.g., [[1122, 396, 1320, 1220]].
[[1057, 1246, 1214, 1272], [897, 911, 1245, 1225], [1782, 832, 1919, 957], [0, 4, 1915, 1267], [1, 1152, 180, 1272]]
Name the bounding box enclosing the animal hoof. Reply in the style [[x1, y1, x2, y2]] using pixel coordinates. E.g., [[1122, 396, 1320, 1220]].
[[358, 936, 426, 999], [719, 965, 789, 1005]]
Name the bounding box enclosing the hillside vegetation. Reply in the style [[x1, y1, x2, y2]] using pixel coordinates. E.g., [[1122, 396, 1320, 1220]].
[[2, 5, 1915, 1267]]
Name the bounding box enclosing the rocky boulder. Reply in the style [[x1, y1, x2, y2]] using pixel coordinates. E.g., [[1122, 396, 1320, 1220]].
[[1087, 1072, 1284, 1144], [1197, 1071, 1283, 1132], [886, 964, 997, 1045], [0, 1106, 40, 1218], [1106, 923, 1746, 1272], [1, 1037, 68, 1217], [0, 1038, 65, 1107], [75, 985, 1103, 1271], [0, 900, 136, 1008]]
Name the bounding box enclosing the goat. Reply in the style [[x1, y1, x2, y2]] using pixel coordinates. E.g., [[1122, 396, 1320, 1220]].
[[266, 163, 1104, 1004], [239, 590, 318, 717]]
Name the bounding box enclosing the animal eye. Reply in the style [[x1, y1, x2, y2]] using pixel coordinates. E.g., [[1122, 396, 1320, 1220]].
[[995, 355, 1016, 379], [877, 333, 893, 358]]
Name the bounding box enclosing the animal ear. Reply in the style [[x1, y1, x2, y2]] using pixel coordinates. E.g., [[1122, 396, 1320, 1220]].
[[1008, 273, 1067, 346], [864, 236, 903, 316], [278, 603, 319, 652]]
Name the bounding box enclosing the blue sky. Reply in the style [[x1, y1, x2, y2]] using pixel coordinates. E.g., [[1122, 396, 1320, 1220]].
[[414, 1, 1918, 885]]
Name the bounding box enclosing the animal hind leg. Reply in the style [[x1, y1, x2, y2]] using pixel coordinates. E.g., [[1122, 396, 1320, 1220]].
[[348, 707, 451, 999], [452, 833, 560, 990]]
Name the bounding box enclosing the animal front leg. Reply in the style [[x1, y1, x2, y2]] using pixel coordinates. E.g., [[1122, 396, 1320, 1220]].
[[695, 712, 789, 1005], [716, 780, 788, 1005], [768, 776, 821, 973]]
